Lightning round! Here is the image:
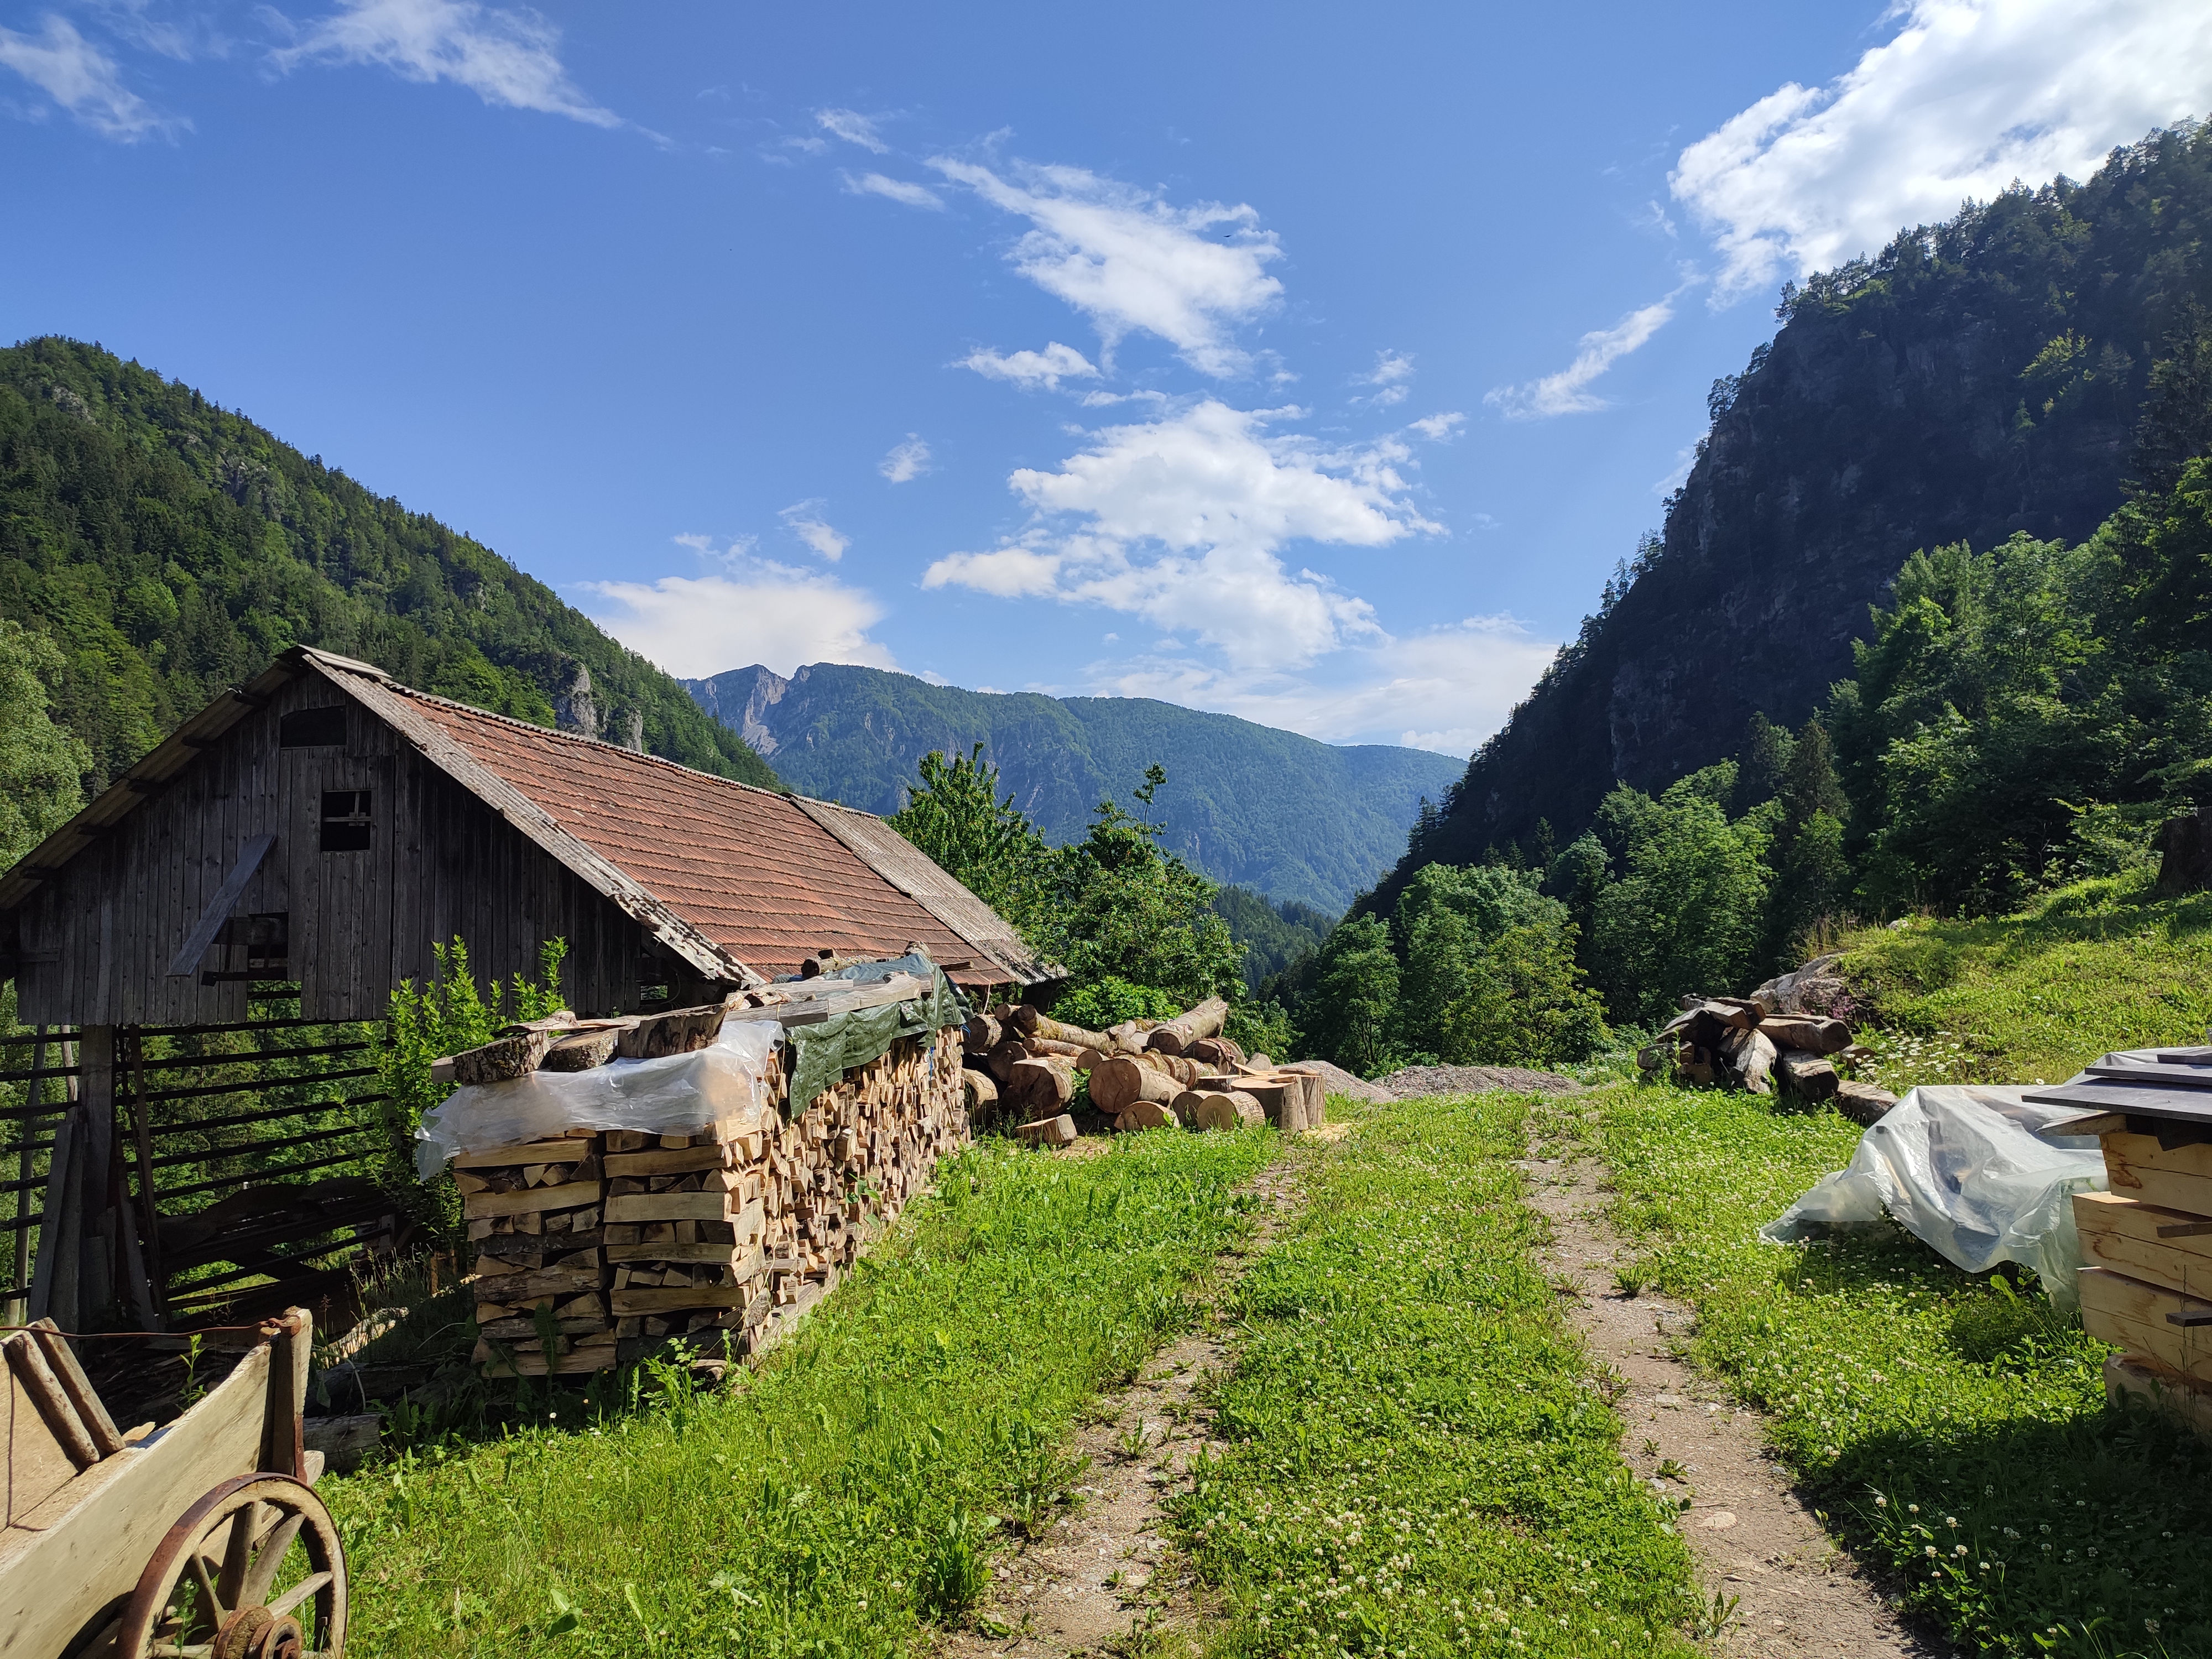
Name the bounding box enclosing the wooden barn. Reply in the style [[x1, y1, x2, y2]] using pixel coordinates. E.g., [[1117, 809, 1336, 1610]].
[[0, 645, 1053, 1332]]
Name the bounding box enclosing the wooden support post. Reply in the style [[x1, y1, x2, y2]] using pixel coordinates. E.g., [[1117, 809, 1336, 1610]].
[[126, 1031, 166, 1327], [77, 1027, 117, 1328], [8, 1027, 48, 1326], [259, 1307, 311, 1479]]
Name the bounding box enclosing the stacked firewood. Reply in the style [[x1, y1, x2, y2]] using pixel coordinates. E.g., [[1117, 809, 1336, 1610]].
[[463, 1028, 968, 1377], [963, 994, 1325, 1140], [1638, 990, 1895, 1123]]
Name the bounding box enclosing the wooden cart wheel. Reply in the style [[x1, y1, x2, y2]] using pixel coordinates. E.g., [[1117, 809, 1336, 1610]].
[[112, 1474, 347, 1658]]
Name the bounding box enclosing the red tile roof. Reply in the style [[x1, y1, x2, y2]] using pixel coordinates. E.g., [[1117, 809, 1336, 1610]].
[[393, 686, 993, 983]]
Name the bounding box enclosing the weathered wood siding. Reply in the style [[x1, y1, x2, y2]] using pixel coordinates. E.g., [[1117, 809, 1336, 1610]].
[[14, 670, 645, 1025]]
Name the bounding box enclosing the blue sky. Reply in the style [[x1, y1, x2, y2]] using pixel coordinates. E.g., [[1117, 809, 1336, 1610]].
[[6, 1, 2207, 754]]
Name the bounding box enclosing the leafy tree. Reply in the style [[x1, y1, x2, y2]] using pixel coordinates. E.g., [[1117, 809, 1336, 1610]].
[[1051, 977, 1183, 1031], [887, 744, 1048, 919], [0, 619, 91, 868], [1589, 766, 1776, 1022], [1763, 717, 1852, 961], [1031, 767, 1241, 1009], [1439, 922, 1609, 1068], [1300, 915, 1400, 1077]]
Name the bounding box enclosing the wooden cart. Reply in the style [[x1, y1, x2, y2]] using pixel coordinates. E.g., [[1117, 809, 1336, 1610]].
[[0, 1308, 346, 1659]]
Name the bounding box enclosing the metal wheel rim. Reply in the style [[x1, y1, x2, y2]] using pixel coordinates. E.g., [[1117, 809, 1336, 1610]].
[[114, 1474, 347, 1659]]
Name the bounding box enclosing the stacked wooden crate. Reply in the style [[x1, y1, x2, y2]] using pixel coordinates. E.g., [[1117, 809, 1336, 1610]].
[[465, 1026, 968, 1378], [2031, 1045, 2212, 1436]]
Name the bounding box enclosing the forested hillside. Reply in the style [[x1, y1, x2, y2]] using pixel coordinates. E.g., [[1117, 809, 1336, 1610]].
[[1377, 121, 2212, 915], [686, 661, 1460, 910], [0, 337, 779, 794]]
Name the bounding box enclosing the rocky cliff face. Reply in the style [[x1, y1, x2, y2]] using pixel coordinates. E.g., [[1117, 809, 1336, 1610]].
[[1374, 123, 2212, 914]]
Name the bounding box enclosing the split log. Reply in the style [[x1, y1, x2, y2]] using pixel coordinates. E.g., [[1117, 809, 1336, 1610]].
[[1775, 1050, 1838, 1103], [1834, 1080, 1898, 1127], [1089, 1055, 1182, 1114], [963, 1014, 1002, 1052], [1193, 1090, 1266, 1132], [1017, 1114, 1078, 1147], [617, 1005, 728, 1060], [542, 1029, 621, 1071], [450, 1027, 561, 1087], [1721, 1027, 1777, 1096], [1674, 1044, 1715, 1086], [1757, 1014, 1851, 1055], [1147, 998, 1229, 1056]]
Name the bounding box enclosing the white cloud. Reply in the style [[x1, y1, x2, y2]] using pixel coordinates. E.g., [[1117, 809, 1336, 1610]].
[[1484, 295, 1677, 420], [844, 171, 941, 209], [929, 157, 1282, 375], [779, 502, 849, 562], [816, 106, 887, 152], [584, 570, 895, 679], [0, 14, 180, 139], [879, 435, 932, 483], [1092, 615, 1557, 756], [1408, 411, 1465, 441], [924, 400, 1439, 672], [1673, 0, 2212, 301], [956, 341, 1099, 391], [1357, 350, 1415, 405], [271, 0, 617, 127]]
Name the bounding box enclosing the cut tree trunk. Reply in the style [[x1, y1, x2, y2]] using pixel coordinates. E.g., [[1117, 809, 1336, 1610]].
[[1089, 1055, 1181, 1114], [1147, 999, 1229, 1056], [1757, 1015, 1851, 1055], [1017, 1114, 1078, 1147], [962, 1069, 1000, 1114], [1008, 1056, 1074, 1119], [1030, 1014, 1111, 1048], [1192, 1090, 1266, 1131], [1114, 1100, 1179, 1132], [1775, 1050, 1838, 1103], [963, 1014, 1002, 1052], [1722, 1027, 1778, 1095]]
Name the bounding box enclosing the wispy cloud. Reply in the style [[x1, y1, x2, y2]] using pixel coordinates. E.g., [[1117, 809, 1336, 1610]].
[[780, 502, 849, 562], [583, 536, 895, 678], [0, 13, 181, 139], [1356, 350, 1415, 405], [270, 0, 618, 127], [924, 400, 1438, 673], [843, 170, 941, 209], [1408, 411, 1465, 441], [815, 106, 887, 152], [879, 435, 932, 483], [1484, 295, 1677, 420], [928, 156, 1283, 377], [956, 341, 1100, 391], [1673, 0, 2212, 301]]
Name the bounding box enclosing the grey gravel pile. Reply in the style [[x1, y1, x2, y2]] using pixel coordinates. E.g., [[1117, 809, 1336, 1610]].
[[1373, 1065, 1584, 1099]]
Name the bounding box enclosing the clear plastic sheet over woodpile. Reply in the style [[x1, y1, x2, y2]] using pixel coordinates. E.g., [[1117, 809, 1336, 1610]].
[[1760, 1086, 2107, 1305]]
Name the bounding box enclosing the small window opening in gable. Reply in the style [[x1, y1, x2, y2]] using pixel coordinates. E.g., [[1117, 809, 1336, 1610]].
[[321, 790, 373, 852], [280, 706, 348, 748]]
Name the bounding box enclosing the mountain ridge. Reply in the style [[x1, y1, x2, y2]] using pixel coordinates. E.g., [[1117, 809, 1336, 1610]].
[[0, 337, 780, 795], [685, 661, 1461, 911], [1370, 120, 2212, 916]]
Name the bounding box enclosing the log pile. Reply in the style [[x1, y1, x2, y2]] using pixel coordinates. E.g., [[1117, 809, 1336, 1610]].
[[462, 1026, 968, 1378], [1638, 987, 1895, 1124], [962, 996, 1323, 1139]]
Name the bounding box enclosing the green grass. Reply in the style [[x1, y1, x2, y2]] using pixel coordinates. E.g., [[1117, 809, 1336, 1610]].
[[1598, 1082, 2212, 1658], [1836, 872, 2212, 1092], [1168, 1093, 1701, 1659], [327, 1128, 1276, 1656]]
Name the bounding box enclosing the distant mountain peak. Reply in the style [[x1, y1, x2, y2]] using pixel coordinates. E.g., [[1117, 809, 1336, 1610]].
[[680, 661, 1463, 911]]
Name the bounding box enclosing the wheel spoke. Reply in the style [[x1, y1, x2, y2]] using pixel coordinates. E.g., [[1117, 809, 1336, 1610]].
[[217, 1499, 263, 1609], [187, 1551, 228, 1625], [265, 1571, 333, 1620], [237, 1510, 307, 1608]]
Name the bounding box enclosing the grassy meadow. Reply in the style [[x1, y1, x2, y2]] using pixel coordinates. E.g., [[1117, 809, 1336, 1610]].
[[328, 1129, 1274, 1656], [1171, 1093, 1702, 1659]]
